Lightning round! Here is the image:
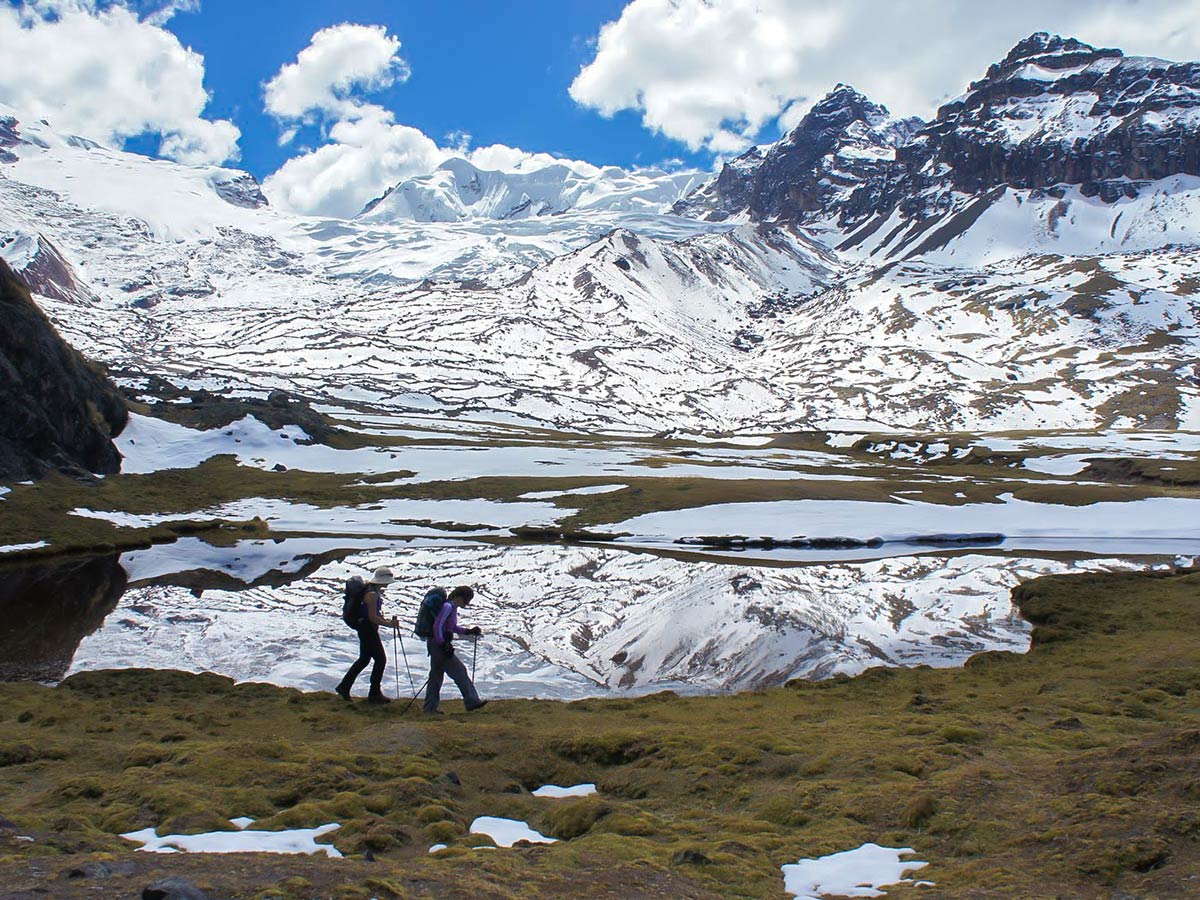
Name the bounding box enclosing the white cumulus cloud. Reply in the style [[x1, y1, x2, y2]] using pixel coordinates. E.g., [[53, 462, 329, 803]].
[[264, 105, 445, 218], [264, 24, 609, 218], [468, 143, 600, 177], [264, 23, 409, 124], [0, 0, 239, 165], [570, 0, 1200, 153]]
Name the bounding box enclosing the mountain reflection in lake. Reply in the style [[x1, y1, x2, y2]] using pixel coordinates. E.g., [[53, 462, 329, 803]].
[[26, 535, 1164, 700]]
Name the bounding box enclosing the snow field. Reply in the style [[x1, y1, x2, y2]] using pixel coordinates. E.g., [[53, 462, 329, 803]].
[[531, 784, 598, 799]]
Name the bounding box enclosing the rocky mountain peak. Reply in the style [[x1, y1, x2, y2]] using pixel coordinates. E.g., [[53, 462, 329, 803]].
[[909, 33, 1200, 202], [995, 32, 1113, 71], [678, 31, 1200, 245], [797, 83, 891, 135], [957, 32, 1125, 104], [674, 84, 921, 224], [211, 173, 268, 210]]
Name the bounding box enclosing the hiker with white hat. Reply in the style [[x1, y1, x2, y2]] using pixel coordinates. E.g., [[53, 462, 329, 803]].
[[335, 567, 399, 704]]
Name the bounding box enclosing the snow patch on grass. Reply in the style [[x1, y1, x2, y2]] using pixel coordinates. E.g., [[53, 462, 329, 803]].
[[71, 494, 568, 537], [0, 541, 47, 555], [520, 485, 626, 499], [122, 821, 341, 857], [825, 433, 866, 448], [1023, 455, 1091, 476], [468, 816, 556, 847], [782, 843, 929, 899], [532, 783, 597, 798]]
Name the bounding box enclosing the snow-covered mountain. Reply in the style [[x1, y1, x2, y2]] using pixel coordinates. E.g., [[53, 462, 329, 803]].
[[0, 104, 724, 289], [0, 33, 1199, 433], [359, 157, 702, 222]]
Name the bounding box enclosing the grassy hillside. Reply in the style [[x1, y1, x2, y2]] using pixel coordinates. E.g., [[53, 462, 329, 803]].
[[0, 568, 1197, 898]]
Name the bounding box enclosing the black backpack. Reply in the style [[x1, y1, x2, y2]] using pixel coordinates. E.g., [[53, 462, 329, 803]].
[[341, 576, 368, 628], [414, 587, 447, 638]]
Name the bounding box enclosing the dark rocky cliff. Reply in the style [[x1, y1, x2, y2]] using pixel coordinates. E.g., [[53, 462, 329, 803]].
[[0, 257, 128, 481], [675, 85, 920, 225]]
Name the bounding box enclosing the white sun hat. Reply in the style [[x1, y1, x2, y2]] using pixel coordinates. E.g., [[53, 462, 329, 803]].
[[367, 567, 396, 585]]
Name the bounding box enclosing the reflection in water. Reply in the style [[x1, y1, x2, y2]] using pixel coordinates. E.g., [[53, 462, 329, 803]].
[[0, 553, 127, 681], [66, 538, 1077, 698], [7, 537, 1162, 698], [2, 538, 376, 685]]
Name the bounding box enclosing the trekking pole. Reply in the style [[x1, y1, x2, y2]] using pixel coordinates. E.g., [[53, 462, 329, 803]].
[[392, 629, 402, 701], [472, 634, 478, 683], [396, 628, 416, 696], [400, 677, 430, 716]]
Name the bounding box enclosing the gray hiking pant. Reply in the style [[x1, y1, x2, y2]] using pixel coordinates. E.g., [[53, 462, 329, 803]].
[[424, 640, 479, 712]]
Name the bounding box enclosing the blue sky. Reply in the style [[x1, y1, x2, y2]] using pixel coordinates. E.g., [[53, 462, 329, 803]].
[[149, 0, 704, 179]]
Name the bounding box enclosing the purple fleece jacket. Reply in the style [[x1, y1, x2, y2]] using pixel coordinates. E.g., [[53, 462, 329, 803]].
[[433, 601, 468, 644]]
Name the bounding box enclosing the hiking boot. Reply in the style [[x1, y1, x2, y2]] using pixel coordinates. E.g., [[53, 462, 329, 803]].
[[366, 691, 392, 704], [423, 708, 443, 716], [335, 683, 351, 702], [465, 700, 488, 712]]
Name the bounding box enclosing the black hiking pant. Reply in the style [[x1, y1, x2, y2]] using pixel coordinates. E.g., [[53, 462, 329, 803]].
[[424, 640, 479, 712], [340, 623, 386, 694]]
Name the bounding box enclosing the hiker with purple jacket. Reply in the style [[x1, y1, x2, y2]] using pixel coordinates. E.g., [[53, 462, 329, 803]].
[[424, 585, 487, 714]]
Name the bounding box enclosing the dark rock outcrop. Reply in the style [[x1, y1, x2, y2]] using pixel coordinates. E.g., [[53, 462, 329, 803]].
[[0, 552, 127, 681], [143, 877, 212, 900], [0, 115, 19, 164], [0, 258, 128, 480], [675, 84, 920, 225], [212, 173, 269, 209], [2, 233, 97, 305]]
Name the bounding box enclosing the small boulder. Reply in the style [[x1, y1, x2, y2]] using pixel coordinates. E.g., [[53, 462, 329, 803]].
[[142, 877, 211, 900], [68, 860, 134, 879], [1052, 716, 1085, 730], [68, 861, 111, 879]]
